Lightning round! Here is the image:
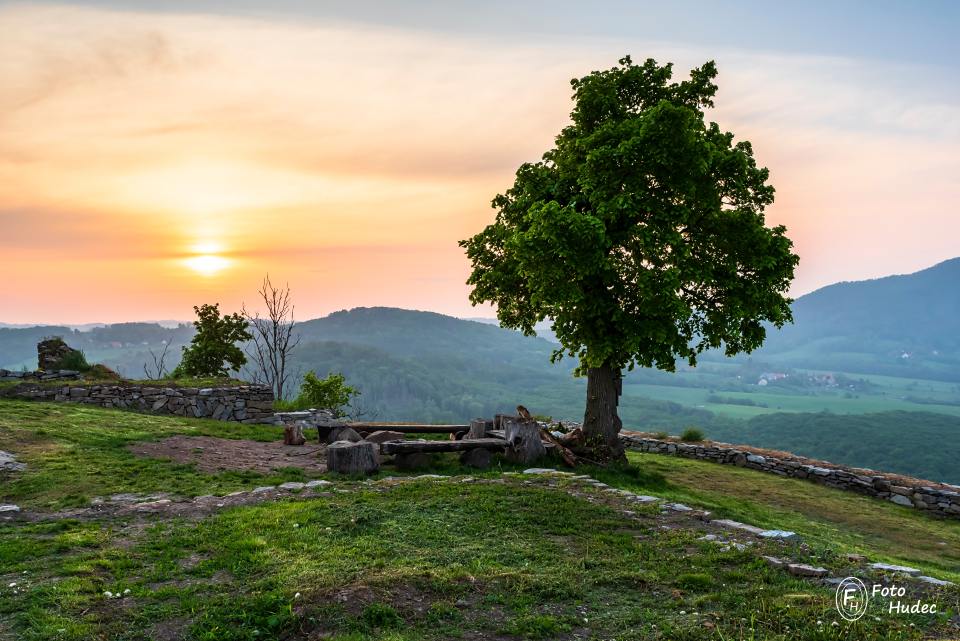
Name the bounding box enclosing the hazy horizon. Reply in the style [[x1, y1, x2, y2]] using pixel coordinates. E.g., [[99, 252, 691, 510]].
[[2, 1, 958, 324]]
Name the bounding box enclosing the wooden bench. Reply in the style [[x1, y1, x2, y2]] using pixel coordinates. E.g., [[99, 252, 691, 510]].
[[380, 438, 508, 470]]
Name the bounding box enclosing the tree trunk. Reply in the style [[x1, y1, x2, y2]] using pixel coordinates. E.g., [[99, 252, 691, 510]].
[[582, 364, 624, 458], [503, 417, 547, 464]]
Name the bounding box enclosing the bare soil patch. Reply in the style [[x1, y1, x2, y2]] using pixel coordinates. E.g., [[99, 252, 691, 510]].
[[128, 435, 327, 474]]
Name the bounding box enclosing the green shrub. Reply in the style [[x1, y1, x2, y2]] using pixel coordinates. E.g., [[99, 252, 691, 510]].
[[679, 427, 705, 442], [55, 349, 91, 372], [276, 372, 359, 416], [653, 430, 670, 440]]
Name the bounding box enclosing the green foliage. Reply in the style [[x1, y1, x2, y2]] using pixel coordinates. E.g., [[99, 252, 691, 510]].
[[504, 613, 574, 639], [277, 371, 359, 416], [460, 56, 798, 375], [680, 427, 705, 442], [175, 303, 251, 378], [54, 349, 91, 372]]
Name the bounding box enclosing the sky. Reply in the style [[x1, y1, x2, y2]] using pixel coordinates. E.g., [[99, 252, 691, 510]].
[[1, 1, 958, 324]]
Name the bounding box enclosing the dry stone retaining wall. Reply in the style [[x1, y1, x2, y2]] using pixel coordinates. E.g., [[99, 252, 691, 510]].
[[620, 433, 960, 520], [8, 383, 276, 423]]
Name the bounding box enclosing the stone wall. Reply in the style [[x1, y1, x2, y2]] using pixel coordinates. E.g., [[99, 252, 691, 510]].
[[7, 383, 276, 423], [620, 432, 960, 520]]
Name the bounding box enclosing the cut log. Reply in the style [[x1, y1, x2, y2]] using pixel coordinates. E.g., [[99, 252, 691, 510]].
[[395, 452, 433, 471], [503, 418, 546, 464], [380, 438, 508, 455], [283, 423, 306, 446], [460, 448, 492, 469], [343, 423, 468, 434], [327, 440, 379, 475], [539, 428, 577, 467], [468, 418, 490, 439]]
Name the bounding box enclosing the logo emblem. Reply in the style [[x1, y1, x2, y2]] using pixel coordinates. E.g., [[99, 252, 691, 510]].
[[836, 577, 869, 621]]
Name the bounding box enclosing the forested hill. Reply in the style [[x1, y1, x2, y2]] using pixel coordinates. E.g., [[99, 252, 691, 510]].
[[739, 258, 960, 380]]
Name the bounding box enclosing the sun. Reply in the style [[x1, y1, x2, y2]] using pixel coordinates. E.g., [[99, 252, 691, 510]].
[[184, 253, 231, 276]]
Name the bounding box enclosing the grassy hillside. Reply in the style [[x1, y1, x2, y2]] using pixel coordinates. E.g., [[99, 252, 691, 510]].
[[1, 401, 958, 640]]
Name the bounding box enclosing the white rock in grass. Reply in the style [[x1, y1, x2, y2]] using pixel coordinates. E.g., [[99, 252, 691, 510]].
[[917, 575, 953, 586], [0, 505, 20, 514], [870, 562, 922, 576]]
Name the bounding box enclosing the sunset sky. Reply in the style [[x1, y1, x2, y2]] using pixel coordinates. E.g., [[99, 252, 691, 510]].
[[1, 1, 958, 324]]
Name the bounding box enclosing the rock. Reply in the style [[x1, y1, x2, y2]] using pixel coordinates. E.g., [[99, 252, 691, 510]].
[[278, 482, 306, 491], [251, 486, 276, 494], [759, 530, 799, 542], [845, 553, 867, 563], [305, 479, 332, 488], [36, 337, 81, 371], [917, 575, 953, 586], [665, 503, 693, 512], [763, 555, 785, 568], [327, 440, 379, 475], [870, 562, 921, 576], [0, 451, 26, 473], [522, 468, 565, 475], [889, 494, 914, 507], [711, 519, 765, 536], [0, 505, 20, 514], [363, 430, 405, 445], [327, 427, 363, 444], [787, 563, 829, 577], [629, 495, 661, 504]]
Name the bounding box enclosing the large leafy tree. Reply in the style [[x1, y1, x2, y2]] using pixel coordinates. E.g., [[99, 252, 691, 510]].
[[460, 57, 798, 457]]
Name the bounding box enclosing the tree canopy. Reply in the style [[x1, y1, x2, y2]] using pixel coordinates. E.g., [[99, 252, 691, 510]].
[[461, 56, 799, 450]]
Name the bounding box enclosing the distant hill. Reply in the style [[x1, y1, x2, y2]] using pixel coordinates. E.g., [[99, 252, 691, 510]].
[[721, 258, 960, 381]]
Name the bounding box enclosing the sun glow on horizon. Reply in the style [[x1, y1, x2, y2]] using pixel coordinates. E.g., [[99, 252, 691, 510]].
[[183, 253, 231, 276]]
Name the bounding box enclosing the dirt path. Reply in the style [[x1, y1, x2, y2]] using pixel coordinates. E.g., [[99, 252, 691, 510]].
[[128, 435, 327, 474]]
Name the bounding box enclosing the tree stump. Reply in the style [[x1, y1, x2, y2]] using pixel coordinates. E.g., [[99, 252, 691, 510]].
[[503, 418, 546, 464], [460, 448, 492, 469], [327, 440, 379, 475], [283, 423, 306, 446], [468, 418, 490, 439]]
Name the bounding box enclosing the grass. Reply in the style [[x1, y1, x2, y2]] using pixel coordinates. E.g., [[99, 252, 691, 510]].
[[0, 400, 318, 509], [2, 479, 956, 641], [595, 452, 960, 583], [1, 399, 959, 639]]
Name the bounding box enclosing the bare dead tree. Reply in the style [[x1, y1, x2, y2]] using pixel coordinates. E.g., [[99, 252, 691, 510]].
[[346, 395, 380, 422], [143, 337, 173, 380], [243, 275, 301, 400]]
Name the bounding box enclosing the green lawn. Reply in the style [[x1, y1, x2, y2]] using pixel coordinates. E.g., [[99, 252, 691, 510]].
[[1, 400, 958, 640]]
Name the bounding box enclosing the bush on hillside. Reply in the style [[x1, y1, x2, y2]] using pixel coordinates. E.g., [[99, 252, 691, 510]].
[[275, 372, 359, 417], [174, 303, 251, 378], [680, 427, 705, 442], [54, 349, 91, 372]]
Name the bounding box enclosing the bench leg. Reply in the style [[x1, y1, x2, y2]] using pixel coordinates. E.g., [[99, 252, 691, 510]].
[[395, 452, 432, 471]]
